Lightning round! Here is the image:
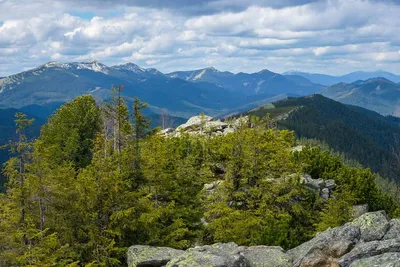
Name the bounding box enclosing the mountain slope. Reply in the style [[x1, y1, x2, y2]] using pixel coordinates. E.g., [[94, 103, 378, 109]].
[[320, 78, 400, 116], [283, 70, 400, 86], [240, 94, 400, 183]]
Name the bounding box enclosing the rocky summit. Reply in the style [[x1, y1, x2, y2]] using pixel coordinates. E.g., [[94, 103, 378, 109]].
[[159, 115, 248, 137], [127, 211, 400, 267]]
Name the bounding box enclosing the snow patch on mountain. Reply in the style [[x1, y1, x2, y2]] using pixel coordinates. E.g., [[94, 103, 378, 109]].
[[255, 80, 265, 93], [76, 61, 109, 74], [193, 69, 208, 81], [192, 67, 218, 81], [39, 61, 109, 74]]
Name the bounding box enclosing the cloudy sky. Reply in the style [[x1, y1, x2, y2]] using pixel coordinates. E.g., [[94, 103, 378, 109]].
[[0, 0, 399, 76]]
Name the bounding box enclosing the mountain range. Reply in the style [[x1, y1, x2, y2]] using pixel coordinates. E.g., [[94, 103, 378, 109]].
[[321, 78, 400, 116], [166, 68, 320, 96], [0, 61, 322, 119], [283, 70, 400, 86], [2, 60, 400, 119]]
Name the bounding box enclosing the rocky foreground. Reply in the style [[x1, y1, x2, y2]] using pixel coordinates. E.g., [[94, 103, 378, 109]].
[[127, 211, 400, 267]]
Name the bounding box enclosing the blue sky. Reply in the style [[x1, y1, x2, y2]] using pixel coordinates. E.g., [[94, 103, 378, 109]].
[[0, 0, 399, 76]]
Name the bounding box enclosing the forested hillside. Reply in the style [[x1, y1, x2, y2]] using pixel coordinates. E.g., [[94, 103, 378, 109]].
[[243, 94, 400, 184], [320, 78, 400, 116], [0, 91, 398, 266]]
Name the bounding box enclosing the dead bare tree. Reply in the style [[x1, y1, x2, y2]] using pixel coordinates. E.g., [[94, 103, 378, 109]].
[[159, 109, 174, 129]]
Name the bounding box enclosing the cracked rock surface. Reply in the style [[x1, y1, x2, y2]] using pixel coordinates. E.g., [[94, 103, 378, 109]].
[[127, 211, 400, 267]]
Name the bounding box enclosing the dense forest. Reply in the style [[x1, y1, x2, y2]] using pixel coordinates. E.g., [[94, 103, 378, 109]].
[[244, 94, 400, 184], [0, 90, 399, 266]]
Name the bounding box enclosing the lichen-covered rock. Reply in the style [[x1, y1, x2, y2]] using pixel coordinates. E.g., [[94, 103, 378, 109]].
[[321, 188, 330, 201], [239, 246, 290, 267], [301, 174, 325, 191], [127, 212, 399, 267], [160, 128, 175, 135], [347, 252, 400, 267], [287, 224, 361, 267], [127, 245, 184, 267], [166, 242, 245, 267], [350, 210, 389, 242], [383, 219, 400, 240], [205, 120, 229, 131], [338, 239, 400, 267], [324, 179, 336, 190], [176, 115, 213, 132]]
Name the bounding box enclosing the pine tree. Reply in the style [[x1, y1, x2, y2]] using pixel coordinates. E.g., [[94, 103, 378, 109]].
[[132, 97, 150, 185]]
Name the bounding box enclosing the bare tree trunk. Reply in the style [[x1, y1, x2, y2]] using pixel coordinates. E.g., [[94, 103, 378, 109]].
[[104, 117, 108, 158]]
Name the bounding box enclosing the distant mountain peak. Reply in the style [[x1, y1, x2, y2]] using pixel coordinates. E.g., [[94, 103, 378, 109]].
[[258, 69, 273, 74], [192, 67, 219, 80], [205, 66, 218, 71], [145, 68, 163, 75], [112, 62, 145, 74], [351, 77, 396, 86]]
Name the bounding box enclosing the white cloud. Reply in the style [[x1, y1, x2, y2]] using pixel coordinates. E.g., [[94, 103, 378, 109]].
[[0, 0, 400, 76]]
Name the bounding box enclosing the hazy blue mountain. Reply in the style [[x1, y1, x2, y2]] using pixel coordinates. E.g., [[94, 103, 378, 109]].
[[341, 71, 400, 84], [237, 94, 400, 183], [283, 70, 400, 86], [0, 61, 249, 118], [320, 77, 400, 116], [167, 67, 322, 96]]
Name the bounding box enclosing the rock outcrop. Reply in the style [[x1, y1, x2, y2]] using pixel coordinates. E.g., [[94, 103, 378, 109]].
[[299, 174, 336, 201], [160, 115, 248, 137], [127, 245, 184, 267], [128, 211, 400, 267]]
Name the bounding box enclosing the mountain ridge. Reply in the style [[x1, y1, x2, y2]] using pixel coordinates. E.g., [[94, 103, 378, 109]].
[[283, 70, 400, 86], [0, 61, 322, 118], [320, 77, 400, 116], [237, 94, 400, 183]]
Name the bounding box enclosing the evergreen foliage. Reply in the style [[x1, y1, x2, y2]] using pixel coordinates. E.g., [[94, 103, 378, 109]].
[[0, 93, 399, 265]]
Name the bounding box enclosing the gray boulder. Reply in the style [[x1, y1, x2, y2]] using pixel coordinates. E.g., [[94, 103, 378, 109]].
[[239, 246, 290, 267], [166, 242, 245, 267], [321, 188, 330, 201], [287, 224, 361, 267], [301, 174, 325, 191], [383, 219, 400, 240], [127, 245, 184, 267], [205, 120, 229, 132], [350, 210, 390, 242], [127, 212, 399, 267], [339, 238, 400, 267], [348, 252, 400, 267], [176, 115, 213, 131]]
